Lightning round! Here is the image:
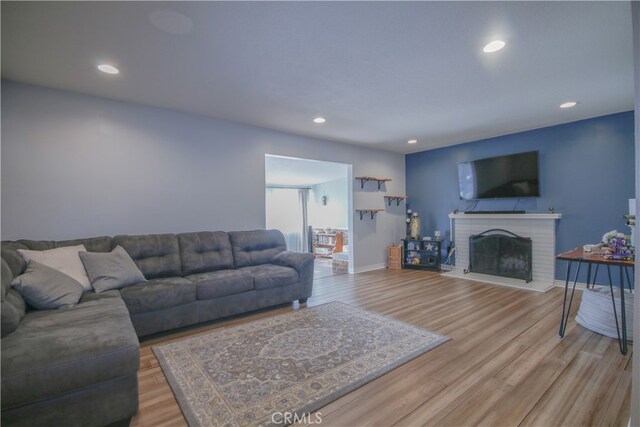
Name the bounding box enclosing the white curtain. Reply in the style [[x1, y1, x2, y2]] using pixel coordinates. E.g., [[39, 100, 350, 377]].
[[266, 187, 310, 253], [299, 188, 309, 252]]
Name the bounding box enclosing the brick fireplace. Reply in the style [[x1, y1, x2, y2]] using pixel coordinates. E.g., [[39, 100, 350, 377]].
[[445, 213, 562, 292]]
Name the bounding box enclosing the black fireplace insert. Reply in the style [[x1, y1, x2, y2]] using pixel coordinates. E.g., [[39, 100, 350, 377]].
[[467, 229, 532, 282]]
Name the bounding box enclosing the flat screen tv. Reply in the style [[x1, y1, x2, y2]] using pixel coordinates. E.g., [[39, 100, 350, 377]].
[[458, 151, 539, 200]]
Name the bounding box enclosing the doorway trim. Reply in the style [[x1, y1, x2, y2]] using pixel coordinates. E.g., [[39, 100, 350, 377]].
[[265, 154, 354, 274]]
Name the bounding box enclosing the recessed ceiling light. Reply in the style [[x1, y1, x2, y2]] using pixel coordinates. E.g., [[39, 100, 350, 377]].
[[313, 117, 326, 124], [483, 40, 506, 53], [408, 139, 418, 144], [97, 64, 119, 74], [560, 101, 577, 109]]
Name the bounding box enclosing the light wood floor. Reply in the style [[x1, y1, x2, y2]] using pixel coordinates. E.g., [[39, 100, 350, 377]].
[[131, 269, 632, 427]]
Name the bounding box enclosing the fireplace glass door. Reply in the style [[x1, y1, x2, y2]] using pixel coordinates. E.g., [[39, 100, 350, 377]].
[[469, 229, 533, 282]]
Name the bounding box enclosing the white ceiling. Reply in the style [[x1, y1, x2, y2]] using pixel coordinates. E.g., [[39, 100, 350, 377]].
[[1, 2, 634, 154], [265, 155, 348, 187]]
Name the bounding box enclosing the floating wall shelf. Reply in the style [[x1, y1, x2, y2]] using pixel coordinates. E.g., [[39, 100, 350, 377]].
[[384, 195, 407, 206], [356, 209, 384, 220], [355, 176, 392, 190]]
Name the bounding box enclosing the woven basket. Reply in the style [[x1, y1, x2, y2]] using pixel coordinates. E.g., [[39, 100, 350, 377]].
[[576, 286, 634, 340]]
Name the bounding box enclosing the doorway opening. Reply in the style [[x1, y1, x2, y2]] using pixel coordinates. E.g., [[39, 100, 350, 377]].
[[265, 154, 352, 279]]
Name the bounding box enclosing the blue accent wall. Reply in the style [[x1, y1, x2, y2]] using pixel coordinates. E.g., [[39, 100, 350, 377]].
[[406, 111, 635, 284]]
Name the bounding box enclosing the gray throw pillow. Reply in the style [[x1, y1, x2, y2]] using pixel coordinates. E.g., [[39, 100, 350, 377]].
[[79, 246, 146, 293], [11, 261, 84, 309]]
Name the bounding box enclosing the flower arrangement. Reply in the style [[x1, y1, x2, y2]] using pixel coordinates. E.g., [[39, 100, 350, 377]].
[[601, 230, 634, 261]]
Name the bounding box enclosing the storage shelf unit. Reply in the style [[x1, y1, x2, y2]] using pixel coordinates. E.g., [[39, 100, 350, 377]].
[[313, 232, 338, 258], [402, 239, 441, 271]]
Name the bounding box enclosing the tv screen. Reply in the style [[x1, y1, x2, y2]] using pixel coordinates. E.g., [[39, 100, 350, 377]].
[[458, 151, 539, 200]]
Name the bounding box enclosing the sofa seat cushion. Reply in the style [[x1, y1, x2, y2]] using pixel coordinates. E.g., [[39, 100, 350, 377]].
[[187, 270, 253, 300], [1, 295, 139, 410], [239, 264, 299, 290], [79, 289, 123, 304], [120, 277, 195, 314]]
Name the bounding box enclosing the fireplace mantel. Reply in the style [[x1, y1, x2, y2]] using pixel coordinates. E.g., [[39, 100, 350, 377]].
[[444, 212, 562, 292], [449, 213, 562, 220]]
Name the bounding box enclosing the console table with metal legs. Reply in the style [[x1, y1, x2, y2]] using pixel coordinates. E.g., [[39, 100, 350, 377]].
[[556, 247, 633, 355]]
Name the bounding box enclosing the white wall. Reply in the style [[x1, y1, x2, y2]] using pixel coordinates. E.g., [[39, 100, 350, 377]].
[[0, 81, 405, 270], [309, 177, 348, 230], [631, 1, 639, 425]]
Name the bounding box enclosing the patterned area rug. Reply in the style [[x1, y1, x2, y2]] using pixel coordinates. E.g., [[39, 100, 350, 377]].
[[153, 302, 450, 427]]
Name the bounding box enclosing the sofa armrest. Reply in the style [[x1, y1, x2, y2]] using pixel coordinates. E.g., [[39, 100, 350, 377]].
[[272, 251, 315, 303], [272, 251, 314, 272]]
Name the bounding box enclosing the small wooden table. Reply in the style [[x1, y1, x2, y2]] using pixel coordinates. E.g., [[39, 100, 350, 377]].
[[556, 247, 634, 354]]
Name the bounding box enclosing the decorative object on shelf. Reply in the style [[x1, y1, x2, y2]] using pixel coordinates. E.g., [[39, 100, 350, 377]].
[[355, 176, 392, 190], [355, 209, 383, 220], [384, 195, 407, 206], [409, 212, 421, 240], [583, 244, 601, 253], [434, 230, 441, 240], [604, 237, 634, 261], [601, 229, 634, 261]]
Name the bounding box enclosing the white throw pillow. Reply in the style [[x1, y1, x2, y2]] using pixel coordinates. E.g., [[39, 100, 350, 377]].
[[18, 245, 92, 291]]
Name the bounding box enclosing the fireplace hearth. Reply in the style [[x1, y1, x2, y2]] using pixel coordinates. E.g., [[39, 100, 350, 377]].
[[466, 229, 532, 282]]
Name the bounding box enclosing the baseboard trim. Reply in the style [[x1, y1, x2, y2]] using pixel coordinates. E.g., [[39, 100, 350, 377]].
[[442, 270, 553, 293], [553, 280, 588, 291], [353, 263, 387, 274]]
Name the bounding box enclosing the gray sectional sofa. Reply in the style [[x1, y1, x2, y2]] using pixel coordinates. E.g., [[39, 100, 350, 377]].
[[1, 229, 314, 427]]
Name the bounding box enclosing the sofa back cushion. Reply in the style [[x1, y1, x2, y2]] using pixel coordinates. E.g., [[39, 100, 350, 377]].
[[178, 232, 234, 275], [1, 259, 26, 337], [1, 242, 29, 279], [1, 237, 112, 279], [113, 234, 181, 279], [228, 230, 287, 268], [57, 236, 112, 253], [13, 236, 112, 252]]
